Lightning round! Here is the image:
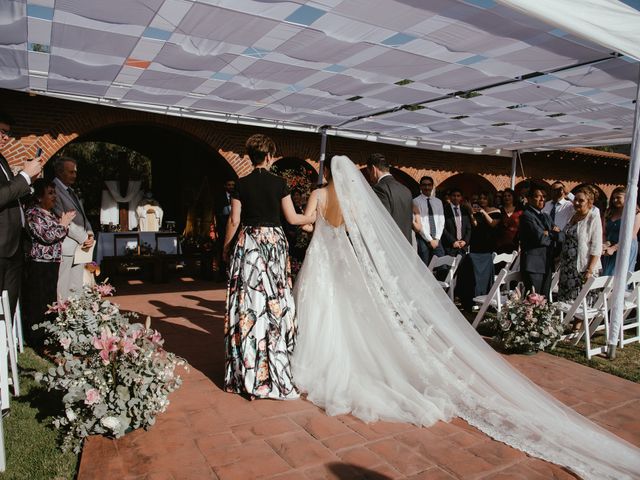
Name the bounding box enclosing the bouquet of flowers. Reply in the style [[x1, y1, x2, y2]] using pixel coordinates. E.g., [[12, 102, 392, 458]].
[[34, 283, 186, 453], [489, 289, 564, 353]]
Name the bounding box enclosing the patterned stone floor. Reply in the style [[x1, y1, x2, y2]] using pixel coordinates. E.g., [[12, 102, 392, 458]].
[[78, 278, 640, 479]]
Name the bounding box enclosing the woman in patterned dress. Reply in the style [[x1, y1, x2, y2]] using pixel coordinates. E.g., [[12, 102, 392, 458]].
[[24, 179, 76, 348], [222, 134, 313, 400], [557, 187, 603, 303]]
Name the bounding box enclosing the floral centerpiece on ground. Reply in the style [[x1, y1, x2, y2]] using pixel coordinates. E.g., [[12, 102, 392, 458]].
[[489, 289, 564, 353], [34, 282, 186, 453]]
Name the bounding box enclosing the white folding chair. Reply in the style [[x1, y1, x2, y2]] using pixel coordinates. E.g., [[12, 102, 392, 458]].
[[0, 291, 19, 397], [428, 254, 462, 300], [555, 275, 613, 359], [13, 299, 24, 354], [0, 321, 7, 472], [472, 269, 523, 328], [619, 270, 640, 348], [493, 251, 518, 274], [548, 269, 560, 304]]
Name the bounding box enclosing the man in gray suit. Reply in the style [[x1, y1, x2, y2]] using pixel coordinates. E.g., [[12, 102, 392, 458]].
[[53, 156, 94, 300], [366, 153, 414, 243]]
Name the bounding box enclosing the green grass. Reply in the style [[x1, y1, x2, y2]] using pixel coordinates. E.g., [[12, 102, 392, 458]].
[[0, 348, 78, 480], [547, 337, 640, 383]]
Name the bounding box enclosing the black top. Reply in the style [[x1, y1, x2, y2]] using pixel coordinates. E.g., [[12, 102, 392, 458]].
[[232, 169, 290, 227], [470, 210, 501, 253]]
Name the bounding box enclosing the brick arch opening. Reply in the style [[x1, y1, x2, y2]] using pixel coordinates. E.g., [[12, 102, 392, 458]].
[[436, 173, 497, 200], [272, 156, 319, 184], [390, 167, 420, 197], [57, 122, 236, 232]]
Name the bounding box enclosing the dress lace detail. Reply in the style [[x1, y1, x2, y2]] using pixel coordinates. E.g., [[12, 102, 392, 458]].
[[292, 156, 640, 480]]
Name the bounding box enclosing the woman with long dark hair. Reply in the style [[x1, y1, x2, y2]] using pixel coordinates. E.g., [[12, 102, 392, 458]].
[[222, 134, 313, 400]]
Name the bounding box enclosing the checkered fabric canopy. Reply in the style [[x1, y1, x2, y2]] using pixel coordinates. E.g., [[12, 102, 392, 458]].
[[1, 0, 639, 155]]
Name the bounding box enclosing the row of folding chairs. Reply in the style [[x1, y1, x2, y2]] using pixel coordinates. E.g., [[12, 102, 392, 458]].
[[0, 290, 23, 472], [470, 266, 640, 359]]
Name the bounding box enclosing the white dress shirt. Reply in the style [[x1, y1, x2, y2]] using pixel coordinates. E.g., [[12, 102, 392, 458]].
[[543, 198, 574, 230], [413, 194, 444, 242]]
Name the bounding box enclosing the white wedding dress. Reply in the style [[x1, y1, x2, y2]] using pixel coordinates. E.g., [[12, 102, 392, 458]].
[[292, 156, 639, 480]]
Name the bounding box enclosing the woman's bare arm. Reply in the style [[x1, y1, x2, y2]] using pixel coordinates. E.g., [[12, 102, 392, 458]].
[[222, 198, 241, 261]]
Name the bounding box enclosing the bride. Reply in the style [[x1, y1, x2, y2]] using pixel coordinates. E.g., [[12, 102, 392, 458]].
[[291, 155, 639, 480]]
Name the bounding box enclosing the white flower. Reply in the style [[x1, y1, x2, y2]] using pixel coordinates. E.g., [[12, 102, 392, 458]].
[[100, 416, 120, 431], [66, 408, 77, 421]]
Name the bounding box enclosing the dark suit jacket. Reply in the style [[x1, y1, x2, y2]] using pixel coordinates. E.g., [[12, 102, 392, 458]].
[[519, 206, 563, 274], [0, 155, 30, 257], [441, 203, 471, 255], [372, 174, 413, 242]]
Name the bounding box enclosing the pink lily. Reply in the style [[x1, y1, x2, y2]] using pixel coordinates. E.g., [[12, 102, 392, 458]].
[[92, 328, 119, 364], [120, 336, 140, 356]]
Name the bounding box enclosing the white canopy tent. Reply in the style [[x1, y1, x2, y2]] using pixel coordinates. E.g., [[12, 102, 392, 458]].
[[1, 0, 639, 347]]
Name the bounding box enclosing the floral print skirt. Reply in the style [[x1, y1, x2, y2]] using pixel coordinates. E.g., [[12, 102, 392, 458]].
[[224, 226, 299, 400]]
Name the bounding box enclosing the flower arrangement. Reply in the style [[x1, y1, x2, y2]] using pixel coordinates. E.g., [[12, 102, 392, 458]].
[[489, 290, 564, 353], [271, 166, 314, 201], [34, 282, 186, 453]]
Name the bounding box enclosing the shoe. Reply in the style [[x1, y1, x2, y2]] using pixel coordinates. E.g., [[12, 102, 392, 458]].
[[607, 344, 617, 361], [2, 408, 10, 418]]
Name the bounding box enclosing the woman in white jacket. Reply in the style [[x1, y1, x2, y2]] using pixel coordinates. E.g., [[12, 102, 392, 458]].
[[557, 186, 603, 302]]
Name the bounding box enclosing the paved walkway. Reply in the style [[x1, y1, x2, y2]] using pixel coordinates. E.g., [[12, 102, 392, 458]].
[[78, 279, 640, 480]]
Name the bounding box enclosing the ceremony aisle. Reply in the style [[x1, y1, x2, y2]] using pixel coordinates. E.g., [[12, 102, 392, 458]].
[[77, 279, 640, 479]]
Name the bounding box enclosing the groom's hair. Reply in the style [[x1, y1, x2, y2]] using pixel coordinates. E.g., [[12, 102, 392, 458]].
[[245, 134, 276, 165], [367, 153, 390, 172]]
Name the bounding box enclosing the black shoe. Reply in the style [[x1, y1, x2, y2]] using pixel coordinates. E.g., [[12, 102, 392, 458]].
[[2, 408, 10, 418]]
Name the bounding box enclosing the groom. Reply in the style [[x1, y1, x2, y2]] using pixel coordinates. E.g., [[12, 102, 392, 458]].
[[366, 153, 413, 243]]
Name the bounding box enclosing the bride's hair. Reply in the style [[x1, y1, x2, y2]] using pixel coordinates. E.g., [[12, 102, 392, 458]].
[[323, 153, 335, 181]]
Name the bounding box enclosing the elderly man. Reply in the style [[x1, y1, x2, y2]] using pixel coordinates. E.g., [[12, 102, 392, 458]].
[[0, 111, 42, 313], [53, 156, 94, 300]]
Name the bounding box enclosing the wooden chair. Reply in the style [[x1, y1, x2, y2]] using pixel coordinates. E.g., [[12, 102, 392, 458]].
[[428, 254, 462, 300], [554, 275, 613, 359], [13, 299, 23, 354], [472, 269, 523, 328], [0, 320, 7, 471], [493, 250, 519, 274]]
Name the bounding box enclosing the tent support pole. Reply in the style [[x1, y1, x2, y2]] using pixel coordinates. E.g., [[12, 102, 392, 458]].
[[318, 127, 328, 186], [510, 151, 518, 189], [607, 66, 640, 359]]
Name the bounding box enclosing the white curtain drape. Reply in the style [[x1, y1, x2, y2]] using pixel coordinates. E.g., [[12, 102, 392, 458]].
[[495, 0, 640, 61]]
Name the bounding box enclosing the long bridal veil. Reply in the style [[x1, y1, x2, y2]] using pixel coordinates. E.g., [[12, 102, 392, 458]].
[[292, 155, 639, 480]]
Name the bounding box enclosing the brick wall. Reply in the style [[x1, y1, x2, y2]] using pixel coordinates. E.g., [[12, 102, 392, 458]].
[[0, 88, 627, 199]]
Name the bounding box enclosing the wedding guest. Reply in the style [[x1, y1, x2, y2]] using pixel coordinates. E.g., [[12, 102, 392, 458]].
[[23, 179, 76, 348], [366, 153, 414, 243], [557, 187, 602, 302], [543, 181, 574, 231], [222, 134, 312, 400], [53, 156, 94, 300], [494, 190, 504, 209], [464, 192, 501, 308], [519, 187, 562, 297], [496, 188, 522, 254], [413, 176, 445, 266], [0, 111, 43, 314], [441, 188, 471, 256], [602, 186, 640, 276]]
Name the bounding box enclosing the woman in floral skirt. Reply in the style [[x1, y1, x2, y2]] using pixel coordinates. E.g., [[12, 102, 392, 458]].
[[222, 134, 314, 400]]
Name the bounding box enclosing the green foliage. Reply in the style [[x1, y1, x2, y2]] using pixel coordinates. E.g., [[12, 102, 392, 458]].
[[0, 349, 78, 479], [55, 142, 152, 217]]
